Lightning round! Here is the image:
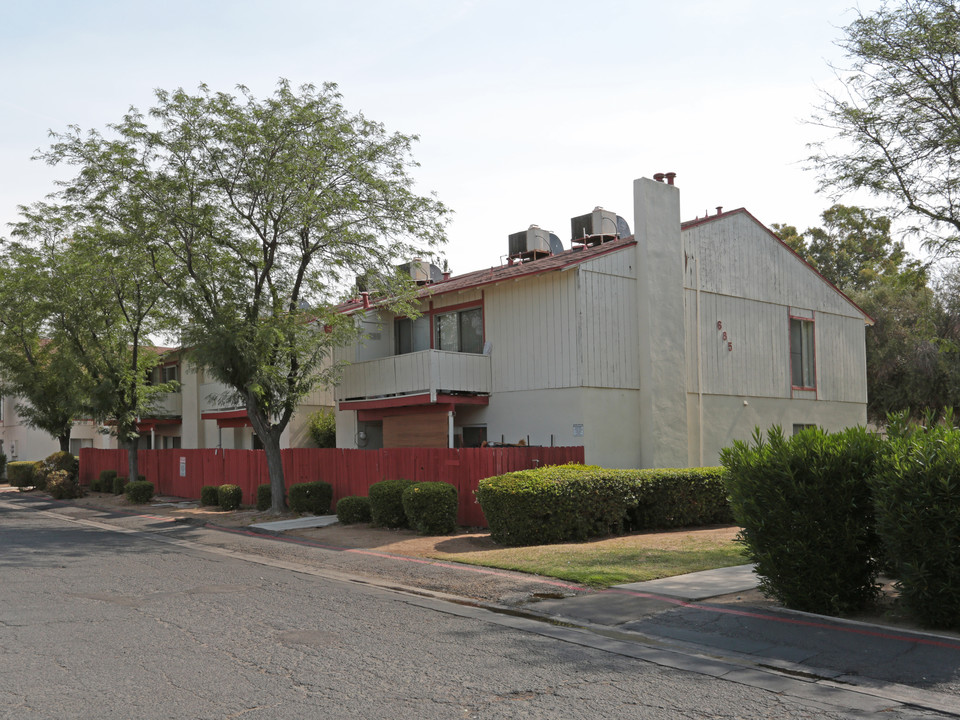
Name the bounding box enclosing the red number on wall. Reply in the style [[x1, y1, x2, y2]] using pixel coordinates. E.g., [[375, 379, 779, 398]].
[[728, 342, 733, 352]]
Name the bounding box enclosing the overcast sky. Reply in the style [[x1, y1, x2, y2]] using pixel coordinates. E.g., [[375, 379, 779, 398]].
[[1, 0, 886, 274]]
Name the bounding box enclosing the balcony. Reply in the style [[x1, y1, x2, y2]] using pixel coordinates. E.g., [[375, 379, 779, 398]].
[[147, 391, 183, 417], [336, 350, 491, 404]]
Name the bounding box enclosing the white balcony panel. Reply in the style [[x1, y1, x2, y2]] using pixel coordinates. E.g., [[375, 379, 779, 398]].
[[148, 392, 183, 416], [336, 350, 491, 402]]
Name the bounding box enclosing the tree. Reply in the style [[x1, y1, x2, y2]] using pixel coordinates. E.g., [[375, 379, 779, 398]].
[[0, 239, 90, 452], [811, 0, 960, 255], [42, 81, 448, 512], [772, 204, 914, 291], [8, 203, 175, 481]]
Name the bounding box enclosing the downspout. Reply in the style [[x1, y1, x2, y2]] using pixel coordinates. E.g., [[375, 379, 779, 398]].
[[448, 411, 454, 449], [696, 252, 704, 467]]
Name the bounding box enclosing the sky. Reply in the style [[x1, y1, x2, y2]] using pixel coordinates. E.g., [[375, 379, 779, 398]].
[[1, 0, 889, 274]]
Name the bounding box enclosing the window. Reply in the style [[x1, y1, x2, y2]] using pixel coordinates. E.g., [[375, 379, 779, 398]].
[[69, 438, 93, 455], [790, 317, 816, 388], [162, 365, 178, 383], [395, 316, 430, 355], [434, 307, 483, 354], [792, 424, 817, 436]]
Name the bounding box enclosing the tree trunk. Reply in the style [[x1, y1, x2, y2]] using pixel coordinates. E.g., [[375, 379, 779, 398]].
[[58, 433, 70, 453], [127, 435, 139, 482], [262, 428, 288, 514]]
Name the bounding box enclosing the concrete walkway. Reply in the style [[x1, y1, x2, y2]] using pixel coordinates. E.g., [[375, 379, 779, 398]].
[[615, 563, 758, 600], [249, 515, 339, 532]]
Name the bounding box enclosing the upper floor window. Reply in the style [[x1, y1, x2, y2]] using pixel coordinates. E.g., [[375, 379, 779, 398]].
[[435, 307, 483, 354], [790, 317, 816, 389]]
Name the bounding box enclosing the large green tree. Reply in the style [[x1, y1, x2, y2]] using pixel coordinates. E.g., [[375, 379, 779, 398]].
[[8, 202, 174, 480], [810, 0, 960, 254], [43, 81, 448, 512], [0, 237, 90, 452]]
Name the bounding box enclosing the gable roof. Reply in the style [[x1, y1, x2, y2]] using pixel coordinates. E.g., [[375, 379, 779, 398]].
[[682, 208, 874, 325], [339, 235, 637, 312]]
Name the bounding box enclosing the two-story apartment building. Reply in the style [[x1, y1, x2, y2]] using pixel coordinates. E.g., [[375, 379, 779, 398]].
[[333, 175, 871, 468]]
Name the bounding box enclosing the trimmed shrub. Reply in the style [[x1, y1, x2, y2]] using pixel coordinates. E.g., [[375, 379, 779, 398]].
[[369, 479, 415, 528], [288, 481, 333, 515], [0, 450, 7, 479], [873, 421, 960, 629], [256, 483, 273, 512], [475, 465, 637, 546], [46, 470, 81, 500], [125, 481, 155, 504], [200, 485, 219, 507], [628, 467, 733, 530], [402, 482, 458, 535], [44, 451, 78, 478], [8, 461, 42, 489], [113, 475, 130, 496], [218, 484, 243, 511], [96, 470, 118, 493], [721, 425, 883, 616], [336, 495, 372, 524]]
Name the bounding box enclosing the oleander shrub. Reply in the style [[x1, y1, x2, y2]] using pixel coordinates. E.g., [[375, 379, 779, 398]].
[[256, 483, 273, 512], [628, 467, 733, 530], [46, 470, 81, 500], [475, 465, 637, 546], [218, 484, 243, 511], [402, 482, 458, 535], [288, 481, 333, 514], [95, 470, 118, 493], [721, 425, 884, 616], [200, 485, 219, 507], [307, 409, 337, 448], [336, 495, 372, 524], [124, 481, 155, 504], [368, 479, 415, 528], [7, 461, 42, 489], [873, 419, 960, 629]]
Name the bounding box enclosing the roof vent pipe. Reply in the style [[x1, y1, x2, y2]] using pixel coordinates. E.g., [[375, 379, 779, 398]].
[[664, 172, 677, 186], [653, 173, 666, 183], [716, 206, 723, 216], [361, 292, 371, 310]]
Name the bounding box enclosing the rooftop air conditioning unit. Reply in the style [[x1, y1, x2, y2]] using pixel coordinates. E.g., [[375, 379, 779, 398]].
[[571, 207, 619, 240], [509, 225, 552, 257], [398, 260, 444, 285]]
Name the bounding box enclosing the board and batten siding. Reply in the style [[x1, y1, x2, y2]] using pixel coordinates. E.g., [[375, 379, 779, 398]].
[[578, 248, 640, 390], [815, 311, 868, 404], [484, 269, 579, 392], [683, 212, 866, 320]]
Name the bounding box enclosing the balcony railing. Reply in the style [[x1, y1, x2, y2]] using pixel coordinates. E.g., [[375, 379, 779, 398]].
[[336, 349, 491, 403], [147, 391, 182, 417]]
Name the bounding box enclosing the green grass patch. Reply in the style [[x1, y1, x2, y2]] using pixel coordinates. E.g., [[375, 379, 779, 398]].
[[426, 527, 747, 587]]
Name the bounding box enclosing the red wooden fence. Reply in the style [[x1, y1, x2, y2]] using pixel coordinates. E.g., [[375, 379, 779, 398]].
[[79, 446, 585, 527]]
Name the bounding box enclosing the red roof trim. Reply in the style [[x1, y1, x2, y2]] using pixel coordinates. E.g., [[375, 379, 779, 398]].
[[681, 208, 875, 325], [339, 393, 489, 412]]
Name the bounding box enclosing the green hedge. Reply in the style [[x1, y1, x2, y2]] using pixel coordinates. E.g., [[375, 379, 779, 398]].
[[218, 484, 242, 511], [93, 470, 118, 493], [873, 420, 960, 629], [402, 482, 458, 535], [336, 496, 372, 524], [44, 451, 78, 478], [8, 461, 41, 489], [629, 467, 732, 529], [288, 481, 333, 515], [722, 426, 883, 616], [125, 481, 155, 504], [369, 479, 415, 528], [200, 485, 219, 507]]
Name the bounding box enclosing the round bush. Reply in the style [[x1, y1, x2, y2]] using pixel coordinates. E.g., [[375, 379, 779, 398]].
[[113, 475, 130, 496], [256, 483, 273, 512], [336, 496, 372, 524], [402, 482, 458, 535], [721, 426, 883, 616], [46, 470, 81, 500], [200, 485, 219, 507], [125, 481, 155, 504], [368, 479, 415, 528], [288, 481, 333, 514], [218, 484, 243, 511], [44, 451, 79, 478]]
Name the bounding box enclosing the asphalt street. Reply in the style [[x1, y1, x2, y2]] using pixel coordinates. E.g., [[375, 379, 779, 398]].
[[0, 498, 955, 719]]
